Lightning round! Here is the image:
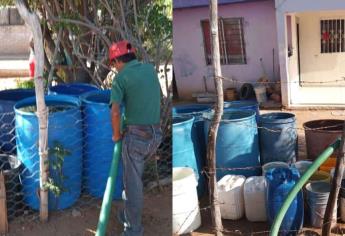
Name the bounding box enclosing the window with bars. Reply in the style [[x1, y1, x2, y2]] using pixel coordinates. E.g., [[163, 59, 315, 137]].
[[201, 17, 246, 65], [320, 19, 345, 53]]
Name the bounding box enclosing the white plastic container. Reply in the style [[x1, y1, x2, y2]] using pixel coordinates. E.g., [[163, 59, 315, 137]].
[[254, 85, 267, 104], [217, 175, 246, 220], [173, 167, 201, 235], [262, 161, 289, 176], [244, 176, 267, 222]]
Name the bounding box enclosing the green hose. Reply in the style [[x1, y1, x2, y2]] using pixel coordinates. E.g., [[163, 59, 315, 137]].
[[270, 138, 341, 236], [96, 141, 122, 236]]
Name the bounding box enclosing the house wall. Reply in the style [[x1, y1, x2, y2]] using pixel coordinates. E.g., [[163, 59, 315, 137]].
[[276, 0, 345, 106], [173, 0, 279, 99], [0, 25, 31, 59]]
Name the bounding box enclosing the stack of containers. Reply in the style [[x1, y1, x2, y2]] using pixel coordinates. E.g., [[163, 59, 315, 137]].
[[172, 104, 211, 197]]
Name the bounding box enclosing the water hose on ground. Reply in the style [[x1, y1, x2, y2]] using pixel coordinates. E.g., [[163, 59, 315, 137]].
[[96, 141, 122, 236], [269, 138, 341, 236]]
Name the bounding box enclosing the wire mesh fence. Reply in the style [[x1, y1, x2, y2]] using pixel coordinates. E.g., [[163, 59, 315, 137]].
[[0, 90, 172, 225]]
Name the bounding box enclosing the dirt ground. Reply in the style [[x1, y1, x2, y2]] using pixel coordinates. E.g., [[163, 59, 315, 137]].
[[190, 108, 345, 236], [8, 186, 171, 236]]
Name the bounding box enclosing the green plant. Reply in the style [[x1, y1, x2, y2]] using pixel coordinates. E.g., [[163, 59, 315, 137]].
[[43, 141, 71, 198], [16, 79, 35, 89]]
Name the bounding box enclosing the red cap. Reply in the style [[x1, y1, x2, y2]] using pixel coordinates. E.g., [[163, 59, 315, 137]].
[[109, 40, 136, 61]]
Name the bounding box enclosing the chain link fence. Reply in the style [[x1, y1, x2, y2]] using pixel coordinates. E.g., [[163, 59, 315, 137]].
[[0, 88, 171, 226]]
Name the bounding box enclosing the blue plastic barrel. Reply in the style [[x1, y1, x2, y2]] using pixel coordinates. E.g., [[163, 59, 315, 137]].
[[173, 116, 200, 183], [49, 83, 99, 97], [259, 112, 297, 165], [14, 95, 83, 210], [224, 100, 260, 121], [172, 104, 211, 197], [266, 167, 304, 235], [81, 90, 123, 199], [204, 110, 261, 179], [0, 89, 35, 154]]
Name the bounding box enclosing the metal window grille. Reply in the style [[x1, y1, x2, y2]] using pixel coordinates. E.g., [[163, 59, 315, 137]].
[[321, 19, 345, 53], [201, 17, 246, 65]]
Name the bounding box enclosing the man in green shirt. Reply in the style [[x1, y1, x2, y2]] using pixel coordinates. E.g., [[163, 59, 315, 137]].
[[109, 40, 162, 236]]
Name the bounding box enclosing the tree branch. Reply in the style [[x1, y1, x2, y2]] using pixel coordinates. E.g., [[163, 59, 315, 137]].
[[16, 0, 49, 222]]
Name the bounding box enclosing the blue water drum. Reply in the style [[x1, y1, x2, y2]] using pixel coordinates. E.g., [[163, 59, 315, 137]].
[[266, 167, 304, 235], [173, 116, 200, 183], [0, 89, 35, 154], [172, 104, 211, 197], [81, 90, 123, 199], [259, 112, 297, 165], [15, 95, 83, 210], [49, 83, 99, 97], [204, 110, 261, 179], [224, 100, 260, 121]]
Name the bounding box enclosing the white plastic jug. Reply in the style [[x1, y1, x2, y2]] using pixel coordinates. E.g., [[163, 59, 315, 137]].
[[217, 175, 246, 220], [254, 85, 267, 104], [173, 167, 201, 235], [244, 176, 267, 222]]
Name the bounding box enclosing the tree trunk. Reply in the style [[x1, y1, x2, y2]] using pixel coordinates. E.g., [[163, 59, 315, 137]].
[[322, 120, 345, 235], [207, 0, 224, 235], [16, 0, 49, 222]]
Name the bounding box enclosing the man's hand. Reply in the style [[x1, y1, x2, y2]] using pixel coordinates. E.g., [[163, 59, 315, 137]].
[[112, 133, 122, 142]]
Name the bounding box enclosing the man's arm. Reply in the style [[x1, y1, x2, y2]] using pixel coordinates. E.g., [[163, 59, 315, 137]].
[[111, 102, 122, 142]]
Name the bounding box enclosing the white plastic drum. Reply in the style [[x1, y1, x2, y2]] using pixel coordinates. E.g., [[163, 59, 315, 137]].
[[173, 167, 201, 235], [244, 176, 267, 222], [217, 175, 246, 220]]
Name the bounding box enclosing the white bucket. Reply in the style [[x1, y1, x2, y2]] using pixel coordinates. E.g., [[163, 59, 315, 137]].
[[292, 160, 313, 176], [262, 161, 290, 176], [217, 175, 246, 220], [173, 167, 201, 235], [244, 176, 267, 222], [254, 85, 267, 104]]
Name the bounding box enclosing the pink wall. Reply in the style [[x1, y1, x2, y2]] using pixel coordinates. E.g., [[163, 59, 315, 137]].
[[173, 0, 279, 99]]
